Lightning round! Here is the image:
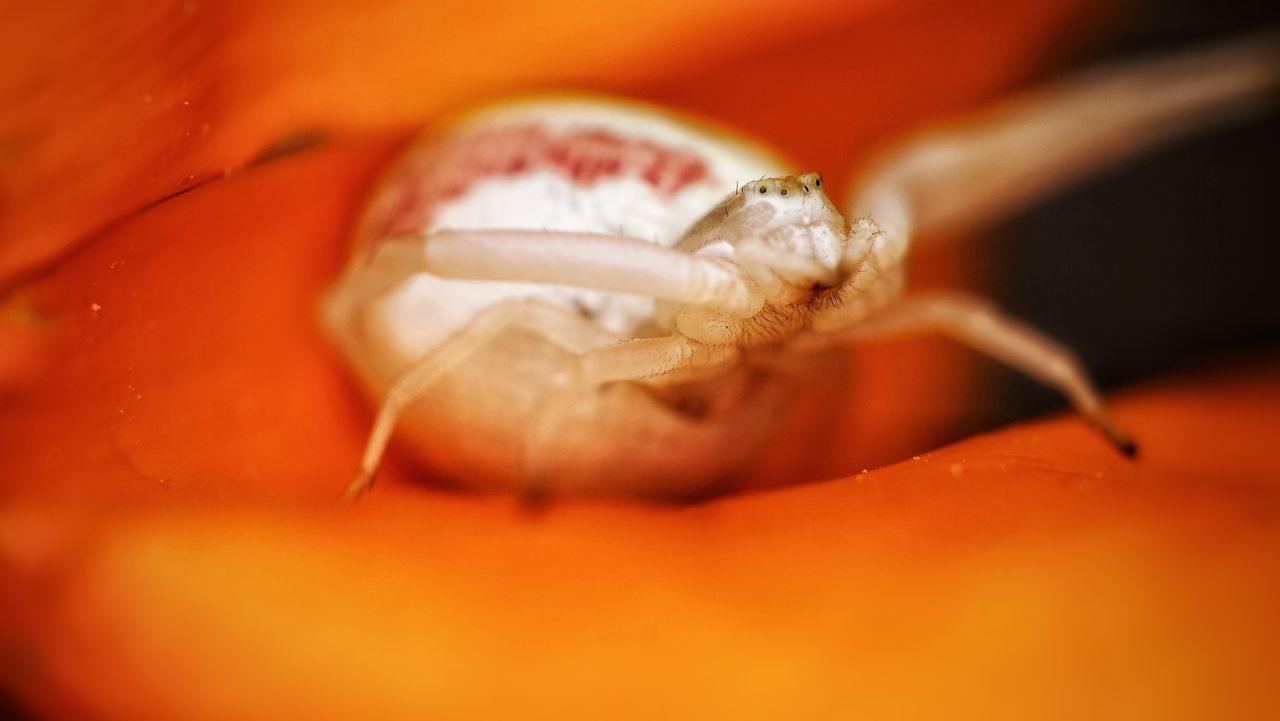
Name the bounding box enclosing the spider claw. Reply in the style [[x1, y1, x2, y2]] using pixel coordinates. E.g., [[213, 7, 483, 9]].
[[341, 469, 375, 503], [1119, 438, 1139, 458]]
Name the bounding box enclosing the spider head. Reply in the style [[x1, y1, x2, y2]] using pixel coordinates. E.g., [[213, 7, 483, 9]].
[[740, 173, 839, 218], [736, 172, 849, 294]]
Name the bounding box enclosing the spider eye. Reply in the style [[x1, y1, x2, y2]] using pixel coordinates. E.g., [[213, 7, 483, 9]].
[[758, 186, 767, 194], [815, 177, 822, 188], [779, 188, 788, 196]]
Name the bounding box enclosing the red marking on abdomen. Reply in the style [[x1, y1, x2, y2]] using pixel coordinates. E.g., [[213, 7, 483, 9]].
[[368, 123, 710, 249]]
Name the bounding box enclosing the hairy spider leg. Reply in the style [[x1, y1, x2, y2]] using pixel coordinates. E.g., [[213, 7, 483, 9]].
[[811, 35, 1280, 457], [848, 34, 1280, 246], [805, 293, 1135, 454], [422, 228, 761, 317]]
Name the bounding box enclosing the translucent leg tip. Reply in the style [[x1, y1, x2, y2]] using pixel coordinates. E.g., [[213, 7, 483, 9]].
[[340, 470, 374, 503]]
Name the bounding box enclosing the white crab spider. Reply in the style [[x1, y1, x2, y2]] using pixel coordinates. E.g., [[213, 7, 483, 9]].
[[324, 36, 1278, 501]]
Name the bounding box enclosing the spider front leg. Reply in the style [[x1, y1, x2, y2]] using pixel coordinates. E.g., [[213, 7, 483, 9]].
[[379, 228, 763, 317], [813, 38, 1280, 458], [846, 34, 1280, 244], [808, 292, 1136, 455]]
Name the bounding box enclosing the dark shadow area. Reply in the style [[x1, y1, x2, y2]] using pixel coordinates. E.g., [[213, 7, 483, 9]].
[[0, 690, 32, 721], [986, 0, 1280, 425]]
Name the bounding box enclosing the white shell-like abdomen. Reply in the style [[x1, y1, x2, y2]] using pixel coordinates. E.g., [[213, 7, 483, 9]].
[[356, 98, 787, 357], [325, 97, 800, 498]]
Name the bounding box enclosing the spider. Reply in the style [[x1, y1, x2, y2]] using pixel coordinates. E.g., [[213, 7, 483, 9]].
[[323, 35, 1277, 501]]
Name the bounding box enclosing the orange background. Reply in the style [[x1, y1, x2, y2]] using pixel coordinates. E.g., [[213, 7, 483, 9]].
[[1, 1, 1277, 719]]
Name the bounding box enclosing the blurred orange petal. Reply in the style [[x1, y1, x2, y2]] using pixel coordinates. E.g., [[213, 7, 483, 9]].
[[15, 2, 1278, 721], [0, 0, 1109, 284], [3, 359, 1278, 719]]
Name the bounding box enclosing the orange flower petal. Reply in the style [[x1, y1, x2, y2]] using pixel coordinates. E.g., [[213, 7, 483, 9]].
[[3, 360, 1277, 719], [0, 137, 397, 503], [20, 3, 1275, 720], [0, 0, 1109, 284]]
